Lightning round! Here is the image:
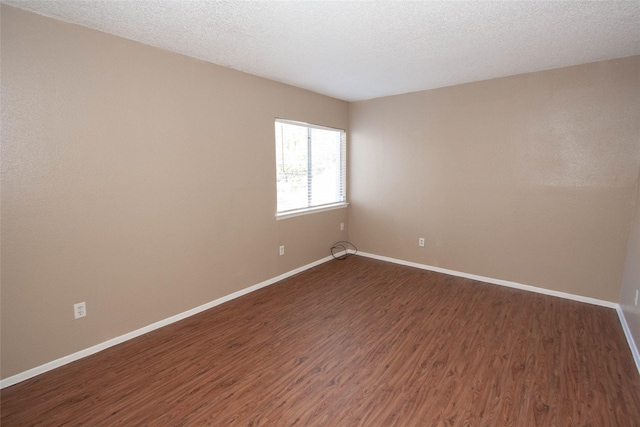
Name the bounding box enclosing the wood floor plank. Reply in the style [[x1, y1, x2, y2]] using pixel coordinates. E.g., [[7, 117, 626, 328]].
[[2, 256, 639, 426]]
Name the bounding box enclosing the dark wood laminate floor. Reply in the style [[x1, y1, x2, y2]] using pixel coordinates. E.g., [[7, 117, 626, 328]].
[[2, 256, 639, 426]]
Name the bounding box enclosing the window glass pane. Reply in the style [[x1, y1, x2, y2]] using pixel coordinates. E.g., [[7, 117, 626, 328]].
[[310, 128, 342, 206], [275, 120, 345, 215], [275, 122, 308, 212]]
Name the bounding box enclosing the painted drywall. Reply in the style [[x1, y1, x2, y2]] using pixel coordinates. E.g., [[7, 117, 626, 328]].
[[620, 174, 640, 353], [0, 5, 348, 379], [3, 4, 639, 384], [349, 56, 640, 302]]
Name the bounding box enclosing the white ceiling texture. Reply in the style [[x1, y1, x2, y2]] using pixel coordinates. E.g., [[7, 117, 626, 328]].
[[3, 0, 640, 101]]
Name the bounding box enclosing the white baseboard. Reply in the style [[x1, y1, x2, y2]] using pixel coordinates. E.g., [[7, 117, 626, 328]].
[[4, 252, 636, 389], [357, 251, 618, 308], [0, 255, 335, 389], [616, 306, 640, 374]]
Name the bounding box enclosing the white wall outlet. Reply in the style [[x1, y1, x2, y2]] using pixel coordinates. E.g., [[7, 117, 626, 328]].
[[418, 238, 425, 247], [74, 302, 86, 319], [279, 245, 285, 256], [340, 222, 345, 231], [635, 289, 639, 306]]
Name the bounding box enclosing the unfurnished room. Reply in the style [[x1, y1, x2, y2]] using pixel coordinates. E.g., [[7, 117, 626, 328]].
[[1, 1, 639, 425]]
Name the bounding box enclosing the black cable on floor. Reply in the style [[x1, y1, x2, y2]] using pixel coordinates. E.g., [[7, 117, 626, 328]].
[[330, 241, 358, 260]]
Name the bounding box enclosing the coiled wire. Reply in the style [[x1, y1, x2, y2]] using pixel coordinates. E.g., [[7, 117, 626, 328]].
[[330, 241, 358, 260]]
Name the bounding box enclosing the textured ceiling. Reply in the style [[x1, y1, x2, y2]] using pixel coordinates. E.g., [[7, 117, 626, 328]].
[[3, 0, 640, 101]]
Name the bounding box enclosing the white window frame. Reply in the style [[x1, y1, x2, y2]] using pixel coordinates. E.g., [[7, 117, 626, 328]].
[[275, 119, 347, 219]]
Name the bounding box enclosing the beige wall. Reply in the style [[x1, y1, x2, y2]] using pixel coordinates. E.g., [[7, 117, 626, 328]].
[[349, 56, 640, 302], [0, 6, 348, 379], [620, 173, 640, 353], [3, 4, 640, 383]]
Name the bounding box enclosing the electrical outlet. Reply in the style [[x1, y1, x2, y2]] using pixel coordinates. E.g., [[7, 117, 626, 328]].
[[340, 222, 345, 231], [279, 245, 285, 256], [418, 238, 425, 247], [635, 290, 639, 306], [74, 302, 86, 319]]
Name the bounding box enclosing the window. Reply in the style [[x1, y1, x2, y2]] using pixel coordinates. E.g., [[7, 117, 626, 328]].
[[275, 119, 346, 216]]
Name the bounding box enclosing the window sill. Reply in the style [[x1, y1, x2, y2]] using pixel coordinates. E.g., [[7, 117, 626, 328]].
[[276, 203, 349, 220]]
